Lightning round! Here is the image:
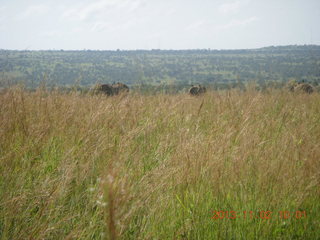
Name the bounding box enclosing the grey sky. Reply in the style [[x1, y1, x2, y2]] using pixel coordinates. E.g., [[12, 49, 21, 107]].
[[1, 0, 319, 50]]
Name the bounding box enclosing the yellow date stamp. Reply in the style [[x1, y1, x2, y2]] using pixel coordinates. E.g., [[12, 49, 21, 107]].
[[211, 210, 307, 220]]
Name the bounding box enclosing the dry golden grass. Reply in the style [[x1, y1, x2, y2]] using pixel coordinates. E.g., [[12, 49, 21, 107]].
[[0, 86, 319, 239]]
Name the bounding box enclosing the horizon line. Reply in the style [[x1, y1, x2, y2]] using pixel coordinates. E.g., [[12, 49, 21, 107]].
[[1, 44, 320, 52]]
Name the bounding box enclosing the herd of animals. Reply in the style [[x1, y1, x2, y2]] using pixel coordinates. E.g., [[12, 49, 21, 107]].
[[93, 82, 316, 96], [288, 82, 315, 94], [94, 82, 130, 96], [93, 83, 208, 96]]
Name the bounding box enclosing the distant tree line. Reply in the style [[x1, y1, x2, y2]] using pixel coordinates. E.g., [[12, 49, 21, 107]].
[[1, 45, 320, 90]]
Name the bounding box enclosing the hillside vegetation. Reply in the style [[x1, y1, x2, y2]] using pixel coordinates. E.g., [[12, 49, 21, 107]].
[[1, 45, 320, 89], [0, 87, 319, 239]]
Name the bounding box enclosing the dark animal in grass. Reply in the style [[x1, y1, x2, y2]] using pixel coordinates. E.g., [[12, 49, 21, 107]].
[[293, 83, 314, 94], [94, 83, 129, 96], [189, 84, 206, 96]]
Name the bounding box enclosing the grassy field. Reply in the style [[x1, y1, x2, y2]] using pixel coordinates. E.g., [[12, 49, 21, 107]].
[[0, 86, 319, 239]]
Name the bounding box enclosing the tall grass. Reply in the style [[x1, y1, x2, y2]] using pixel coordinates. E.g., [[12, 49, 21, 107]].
[[0, 86, 319, 239]]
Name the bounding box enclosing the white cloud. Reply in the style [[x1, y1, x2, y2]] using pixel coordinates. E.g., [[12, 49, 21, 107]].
[[90, 16, 139, 33], [62, 0, 144, 22], [40, 30, 63, 38], [218, 0, 248, 15], [0, 6, 6, 13], [62, 1, 114, 21], [19, 5, 49, 19], [146, 32, 162, 40], [185, 20, 206, 31], [216, 16, 257, 30], [185, 14, 257, 32], [40, 27, 84, 38], [166, 7, 177, 16], [71, 27, 84, 34], [91, 21, 113, 32], [0, 6, 6, 22]]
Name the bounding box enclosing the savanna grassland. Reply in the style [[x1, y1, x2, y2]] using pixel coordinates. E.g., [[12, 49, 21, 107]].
[[0, 87, 319, 239]]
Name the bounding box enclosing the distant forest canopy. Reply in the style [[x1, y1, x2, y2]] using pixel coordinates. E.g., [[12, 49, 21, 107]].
[[1, 45, 320, 91]]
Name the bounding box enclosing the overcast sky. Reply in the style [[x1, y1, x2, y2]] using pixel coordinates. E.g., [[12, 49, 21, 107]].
[[1, 0, 319, 50]]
